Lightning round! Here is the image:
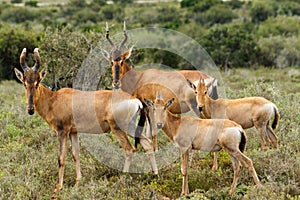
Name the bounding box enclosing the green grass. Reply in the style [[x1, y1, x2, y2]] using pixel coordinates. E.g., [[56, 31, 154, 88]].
[[0, 67, 300, 199]]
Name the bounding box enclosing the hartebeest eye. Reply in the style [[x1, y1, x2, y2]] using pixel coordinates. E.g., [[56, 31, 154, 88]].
[[204, 91, 207, 95], [195, 91, 198, 95]]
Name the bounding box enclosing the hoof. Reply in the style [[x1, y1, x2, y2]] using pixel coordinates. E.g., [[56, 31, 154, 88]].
[[212, 165, 218, 171], [53, 185, 62, 193]]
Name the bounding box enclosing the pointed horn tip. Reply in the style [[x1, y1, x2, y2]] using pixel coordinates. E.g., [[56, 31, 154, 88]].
[[34, 48, 39, 53], [22, 48, 26, 53]]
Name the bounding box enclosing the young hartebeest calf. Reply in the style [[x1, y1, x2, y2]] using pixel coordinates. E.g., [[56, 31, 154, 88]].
[[14, 48, 158, 193], [188, 78, 279, 170], [102, 22, 218, 147], [144, 92, 261, 196]]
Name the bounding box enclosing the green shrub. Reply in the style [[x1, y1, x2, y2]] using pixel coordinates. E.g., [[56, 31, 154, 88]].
[[257, 16, 300, 37], [258, 35, 300, 68]]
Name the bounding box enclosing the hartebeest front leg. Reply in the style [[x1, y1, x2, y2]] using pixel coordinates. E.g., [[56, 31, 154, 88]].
[[212, 152, 218, 171], [70, 132, 81, 186], [54, 130, 69, 193], [181, 151, 189, 196]]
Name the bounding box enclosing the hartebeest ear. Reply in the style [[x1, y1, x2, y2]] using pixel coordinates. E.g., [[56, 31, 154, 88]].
[[206, 78, 217, 88], [187, 79, 196, 91], [39, 67, 47, 81], [122, 46, 134, 60], [14, 68, 24, 84], [144, 98, 153, 108], [102, 49, 111, 62], [165, 98, 175, 109]]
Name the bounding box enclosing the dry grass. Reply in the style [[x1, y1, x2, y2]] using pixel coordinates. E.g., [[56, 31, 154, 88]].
[[0, 67, 299, 199]]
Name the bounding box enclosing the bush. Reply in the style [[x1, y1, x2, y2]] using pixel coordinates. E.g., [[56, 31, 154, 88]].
[[0, 23, 39, 81], [258, 36, 300, 68], [250, 1, 274, 24], [194, 4, 238, 27], [257, 16, 300, 37], [200, 23, 259, 70], [39, 28, 102, 90], [0, 7, 38, 23]]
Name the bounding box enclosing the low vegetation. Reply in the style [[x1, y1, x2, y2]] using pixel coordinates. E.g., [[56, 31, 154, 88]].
[[1, 68, 299, 199]]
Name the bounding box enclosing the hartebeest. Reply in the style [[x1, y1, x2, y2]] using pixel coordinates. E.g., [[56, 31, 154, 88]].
[[188, 78, 279, 170], [144, 92, 261, 196], [102, 22, 218, 146], [14, 48, 158, 193]]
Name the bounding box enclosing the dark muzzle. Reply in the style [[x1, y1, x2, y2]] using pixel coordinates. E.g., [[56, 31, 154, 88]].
[[112, 80, 121, 90], [28, 107, 35, 115], [198, 106, 205, 112], [157, 123, 163, 129]]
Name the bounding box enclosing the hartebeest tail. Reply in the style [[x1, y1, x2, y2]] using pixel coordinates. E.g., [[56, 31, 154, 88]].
[[14, 48, 158, 194], [239, 130, 247, 153], [272, 106, 280, 130], [145, 92, 261, 196]]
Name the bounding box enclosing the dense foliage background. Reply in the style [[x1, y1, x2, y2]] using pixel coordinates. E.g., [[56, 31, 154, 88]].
[[0, 0, 300, 88], [0, 0, 300, 199]]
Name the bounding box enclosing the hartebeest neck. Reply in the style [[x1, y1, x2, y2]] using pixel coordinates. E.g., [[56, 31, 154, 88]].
[[121, 62, 132, 76], [202, 95, 215, 118], [162, 111, 181, 141], [33, 84, 54, 120]]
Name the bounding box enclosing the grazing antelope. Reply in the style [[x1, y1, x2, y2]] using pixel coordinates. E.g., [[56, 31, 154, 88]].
[[102, 22, 218, 147], [188, 78, 279, 170], [14, 48, 158, 193], [144, 92, 261, 196]]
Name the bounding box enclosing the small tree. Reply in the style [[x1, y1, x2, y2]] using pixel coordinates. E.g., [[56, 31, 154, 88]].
[[250, 1, 274, 24], [200, 23, 259, 70]]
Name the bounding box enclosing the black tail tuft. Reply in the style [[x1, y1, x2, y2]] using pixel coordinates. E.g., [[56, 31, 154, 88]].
[[272, 106, 280, 130], [239, 130, 247, 152], [134, 108, 146, 148]]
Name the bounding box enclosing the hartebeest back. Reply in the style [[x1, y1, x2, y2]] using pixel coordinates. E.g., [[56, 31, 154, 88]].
[[188, 78, 279, 170], [102, 22, 219, 147], [144, 92, 261, 196], [14, 48, 158, 193]]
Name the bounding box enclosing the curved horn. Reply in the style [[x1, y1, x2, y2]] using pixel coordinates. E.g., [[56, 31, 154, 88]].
[[155, 91, 159, 100], [119, 21, 128, 49], [33, 48, 41, 72], [106, 22, 115, 47], [20, 48, 29, 72], [160, 91, 163, 100]]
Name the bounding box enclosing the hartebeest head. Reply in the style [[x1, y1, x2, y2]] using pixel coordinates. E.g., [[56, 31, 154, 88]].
[[102, 21, 133, 89], [14, 48, 47, 115], [187, 78, 216, 112], [145, 91, 174, 129]]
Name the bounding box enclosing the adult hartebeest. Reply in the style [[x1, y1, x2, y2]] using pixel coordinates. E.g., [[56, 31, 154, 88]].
[[102, 22, 218, 146], [14, 48, 158, 193], [144, 92, 261, 196], [188, 78, 279, 170]]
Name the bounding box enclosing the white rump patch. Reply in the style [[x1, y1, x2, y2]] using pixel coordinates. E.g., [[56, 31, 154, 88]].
[[113, 98, 143, 134]]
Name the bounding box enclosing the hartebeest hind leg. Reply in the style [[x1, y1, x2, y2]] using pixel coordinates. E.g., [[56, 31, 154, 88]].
[[231, 150, 261, 193], [54, 130, 69, 193], [228, 155, 241, 195], [70, 132, 81, 185], [253, 118, 270, 150], [109, 121, 135, 172], [266, 124, 278, 148]]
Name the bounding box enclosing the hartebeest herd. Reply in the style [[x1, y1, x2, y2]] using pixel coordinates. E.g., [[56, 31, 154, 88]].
[[14, 22, 280, 196]]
